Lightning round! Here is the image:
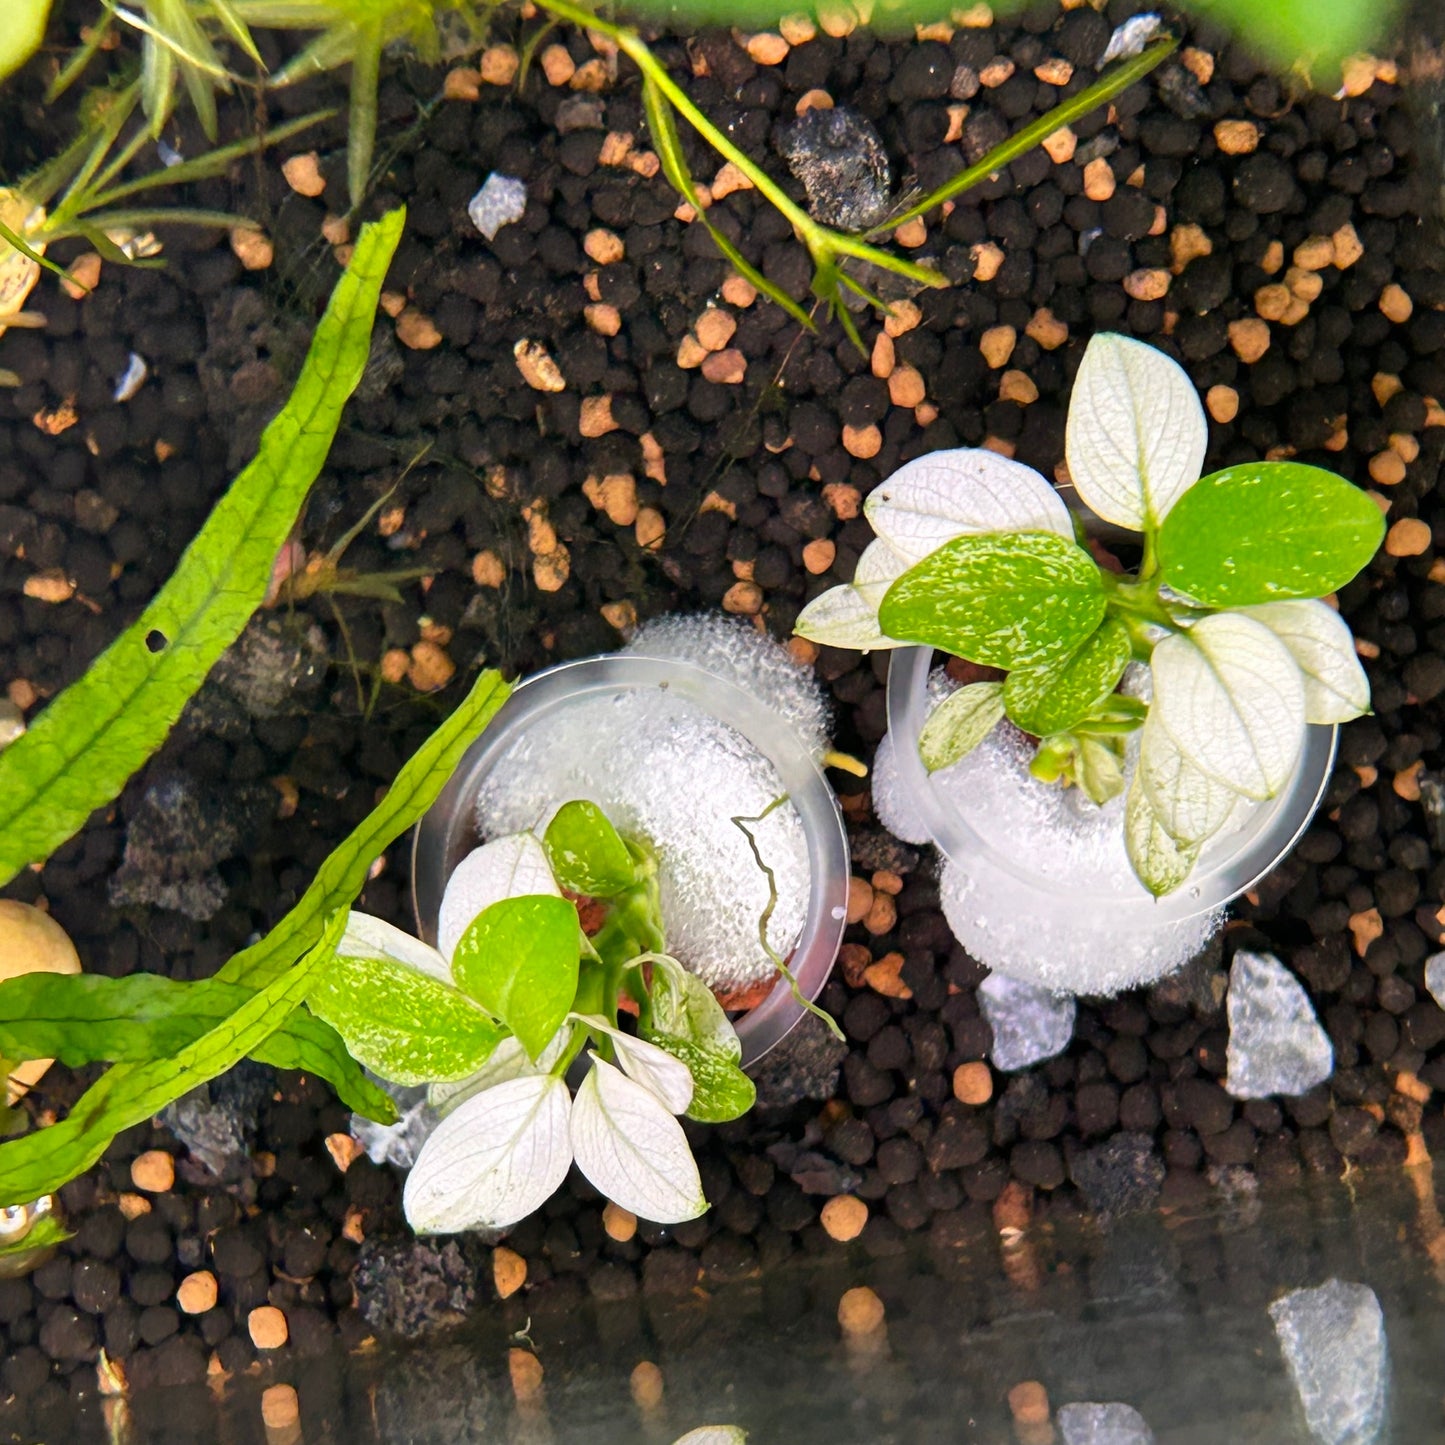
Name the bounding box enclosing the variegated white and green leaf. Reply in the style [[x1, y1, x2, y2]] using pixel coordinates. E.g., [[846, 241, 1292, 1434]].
[[437, 832, 561, 959], [918, 681, 1004, 771], [1124, 772, 1201, 897], [1237, 599, 1370, 723], [1137, 711, 1242, 846], [572, 1013, 694, 1115]]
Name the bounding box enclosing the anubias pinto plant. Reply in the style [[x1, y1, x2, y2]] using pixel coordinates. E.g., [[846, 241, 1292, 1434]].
[[796, 333, 1385, 896], [312, 800, 760, 1232]]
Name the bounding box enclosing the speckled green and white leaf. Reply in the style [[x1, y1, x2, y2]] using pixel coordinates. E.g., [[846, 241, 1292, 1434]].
[[1125, 773, 1200, 897], [404, 1073, 572, 1234], [1150, 613, 1305, 799], [1237, 600, 1370, 723], [438, 832, 561, 959], [428, 1029, 573, 1119], [570, 1057, 706, 1223], [308, 951, 503, 1086], [1138, 712, 1242, 846], [572, 1014, 694, 1114], [648, 1035, 755, 1123], [1065, 332, 1208, 531], [670, 1429, 749, 1445], [918, 682, 1004, 772], [864, 449, 1072, 564], [647, 954, 740, 1059], [336, 910, 451, 984]]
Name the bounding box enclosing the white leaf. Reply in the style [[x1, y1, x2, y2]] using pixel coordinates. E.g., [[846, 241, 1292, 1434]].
[[1124, 772, 1200, 897], [337, 911, 452, 984], [670, 1430, 749, 1445], [794, 581, 903, 651], [648, 954, 741, 1059], [852, 538, 911, 606], [1150, 613, 1306, 800], [1064, 333, 1208, 531], [1138, 711, 1242, 846], [428, 1028, 573, 1117], [438, 832, 561, 960], [864, 448, 1072, 564], [1237, 600, 1370, 723], [572, 1014, 694, 1114], [570, 1057, 706, 1223], [404, 1073, 572, 1233]]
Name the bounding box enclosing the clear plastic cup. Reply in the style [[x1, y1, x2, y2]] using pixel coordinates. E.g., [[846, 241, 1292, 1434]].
[[411, 655, 849, 1067], [884, 646, 1337, 990]]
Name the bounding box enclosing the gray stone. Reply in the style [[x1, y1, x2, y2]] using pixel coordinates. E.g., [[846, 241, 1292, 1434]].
[[1270, 1279, 1387, 1445], [1069, 1132, 1164, 1219], [751, 1011, 848, 1109], [775, 107, 892, 232], [1102, 13, 1163, 63], [1424, 950, 1445, 1011], [979, 973, 1075, 1071], [161, 1062, 271, 1180], [209, 614, 329, 718], [354, 1236, 488, 1339], [1225, 950, 1333, 1099], [468, 174, 527, 241], [1057, 1403, 1156, 1445], [352, 1079, 437, 1168]]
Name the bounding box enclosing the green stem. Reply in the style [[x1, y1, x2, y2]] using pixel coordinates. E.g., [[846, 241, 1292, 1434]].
[[875, 37, 1179, 234]]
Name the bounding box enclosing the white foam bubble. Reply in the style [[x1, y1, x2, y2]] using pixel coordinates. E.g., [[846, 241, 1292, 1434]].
[[472, 688, 808, 992]]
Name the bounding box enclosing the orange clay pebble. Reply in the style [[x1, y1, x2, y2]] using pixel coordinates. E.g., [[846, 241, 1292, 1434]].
[[603, 1202, 637, 1241], [396, 309, 443, 350], [1370, 451, 1407, 486], [1332, 223, 1364, 269], [600, 600, 636, 632], [838, 1286, 885, 1336], [695, 306, 737, 351], [1206, 385, 1239, 423], [710, 162, 753, 198], [493, 1246, 527, 1298], [888, 365, 926, 408], [702, 350, 747, 385], [579, 396, 619, 437], [894, 216, 927, 248], [1386, 518, 1432, 557], [1293, 235, 1335, 271], [796, 88, 834, 114], [953, 1060, 994, 1105], [248, 1306, 288, 1350], [871, 331, 896, 378], [1034, 57, 1072, 85], [281, 152, 326, 196], [722, 581, 763, 615], [1213, 119, 1259, 154], [635, 507, 666, 550], [842, 424, 882, 459], [630, 1360, 665, 1410], [1228, 318, 1271, 363], [480, 45, 520, 84], [980, 325, 1017, 368], [1123, 268, 1170, 301], [846, 876, 873, 923], [803, 539, 836, 574], [229, 227, 273, 271], [1170, 223, 1212, 272], [1082, 157, 1115, 201], [509, 1349, 544, 1402], [745, 32, 790, 64], [131, 1150, 175, 1194], [864, 952, 910, 998], [585, 302, 621, 336], [261, 1383, 300, 1432], [408, 641, 454, 692], [540, 43, 575, 86], [1349, 907, 1384, 956], [1380, 284, 1413, 323], [969, 243, 1004, 282], [1026, 308, 1068, 349], [823, 482, 862, 518], [1000, 370, 1038, 405], [821, 1195, 869, 1242], [863, 890, 897, 936], [1041, 126, 1076, 163], [722, 274, 757, 306], [177, 1271, 218, 1315], [1009, 1380, 1051, 1426], [583, 228, 624, 264], [780, 12, 817, 44]]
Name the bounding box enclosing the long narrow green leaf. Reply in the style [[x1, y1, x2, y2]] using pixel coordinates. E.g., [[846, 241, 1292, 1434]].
[[0, 913, 348, 1206], [642, 76, 813, 331], [0, 208, 406, 885], [0, 218, 70, 287], [0, 973, 396, 1120]]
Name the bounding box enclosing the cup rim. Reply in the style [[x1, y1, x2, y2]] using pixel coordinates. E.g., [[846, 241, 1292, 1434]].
[[885, 645, 1337, 923], [410, 653, 850, 1068]]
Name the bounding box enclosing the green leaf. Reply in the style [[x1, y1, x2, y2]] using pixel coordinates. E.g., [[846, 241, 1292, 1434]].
[[648, 1035, 755, 1123], [1125, 774, 1199, 897], [1003, 619, 1131, 737], [0, 208, 406, 886], [308, 950, 502, 1087], [452, 896, 582, 1060], [0, 912, 347, 1207], [878, 531, 1107, 669], [918, 682, 1004, 772], [646, 955, 741, 1059], [544, 801, 640, 897], [0, 971, 395, 1121], [1073, 735, 1126, 806], [1157, 462, 1385, 608], [0, 0, 51, 83]]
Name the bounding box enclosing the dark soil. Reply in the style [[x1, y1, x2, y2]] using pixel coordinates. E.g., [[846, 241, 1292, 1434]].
[[3, 1, 1445, 1436]]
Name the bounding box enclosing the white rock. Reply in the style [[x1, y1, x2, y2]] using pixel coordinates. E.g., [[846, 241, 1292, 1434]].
[[1057, 1402, 1155, 1445], [978, 973, 1075, 1071], [351, 1079, 436, 1168], [468, 174, 527, 241], [1102, 13, 1162, 62], [1269, 1280, 1387, 1445], [1424, 949, 1445, 1010], [1224, 950, 1333, 1099]]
